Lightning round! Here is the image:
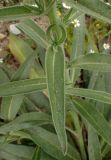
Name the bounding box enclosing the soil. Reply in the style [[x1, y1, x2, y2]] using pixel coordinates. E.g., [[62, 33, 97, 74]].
[[0, 15, 49, 69]]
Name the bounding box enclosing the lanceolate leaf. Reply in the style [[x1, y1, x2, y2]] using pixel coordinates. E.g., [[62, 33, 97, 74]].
[[63, 0, 111, 24], [70, 13, 85, 83], [11, 53, 36, 81], [71, 54, 111, 72], [0, 68, 10, 83], [86, 32, 103, 160], [0, 112, 51, 134], [0, 5, 40, 21], [40, 151, 56, 160], [26, 126, 80, 160], [88, 126, 102, 160], [45, 46, 67, 154], [14, 112, 51, 124], [0, 78, 46, 97], [1, 53, 36, 120], [17, 19, 48, 48], [1, 96, 24, 121], [66, 88, 111, 104], [71, 98, 111, 146], [9, 35, 39, 79], [0, 144, 34, 159], [32, 147, 41, 160]]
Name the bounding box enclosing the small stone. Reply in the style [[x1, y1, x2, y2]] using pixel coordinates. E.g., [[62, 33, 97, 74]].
[[9, 24, 21, 35]]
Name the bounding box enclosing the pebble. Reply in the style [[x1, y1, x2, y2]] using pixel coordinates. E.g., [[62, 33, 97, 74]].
[[9, 24, 21, 35]]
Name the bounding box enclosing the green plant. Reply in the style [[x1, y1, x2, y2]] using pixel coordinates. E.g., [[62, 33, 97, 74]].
[[0, 0, 111, 159]]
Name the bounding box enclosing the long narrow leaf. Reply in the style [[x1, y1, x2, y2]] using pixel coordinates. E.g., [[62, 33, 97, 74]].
[[66, 88, 111, 104], [17, 19, 48, 48], [26, 126, 80, 160], [1, 53, 36, 120], [1, 96, 24, 121], [71, 54, 111, 72], [70, 13, 85, 83], [71, 98, 111, 146], [0, 5, 40, 21], [0, 78, 46, 97], [45, 46, 67, 154], [63, 0, 111, 24], [9, 35, 39, 78], [0, 144, 34, 159], [0, 112, 51, 134], [88, 126, 102, 160]]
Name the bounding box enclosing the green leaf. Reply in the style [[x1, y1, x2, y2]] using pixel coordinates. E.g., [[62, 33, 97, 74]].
[[87, 56, 104, 160], [9, 35, 39, 79], [40, 151, 56, 160], [70, 111, 87, 160], [63, 9, 82, 25], [45, 46, 67, 154], [32, 147, 41, 160], [88, 126, 102, 160], [26, 92, 50, 111], [0, 151, 22, 160], [63, 0, 111, 24], [11, 53, 36, 81], [0, 144, 34, 159], [14, 112, 51, 124], [26, 126, 80, 160], [71, 98, 111, 146], [0, 68, 10, 83], [0, 78, 46, 97], [70, 13, 85, 83], [0, 53, 36, 120], [17, 19, 48, 48], [1, 96, 24, 121], [66, 88, 111, 104], [0, 5, 40, 21], [9, 34, 31, 62], [0, 112, 51, 134], [71, 54, 111, 72]]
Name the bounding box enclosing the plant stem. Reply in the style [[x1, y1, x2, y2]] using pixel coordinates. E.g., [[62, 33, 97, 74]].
[[46, 0, 61, 39], [71, 111, 87, 160]]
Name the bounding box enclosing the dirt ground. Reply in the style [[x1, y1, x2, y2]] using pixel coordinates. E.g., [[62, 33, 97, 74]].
[[0, 16, 49, 69]]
